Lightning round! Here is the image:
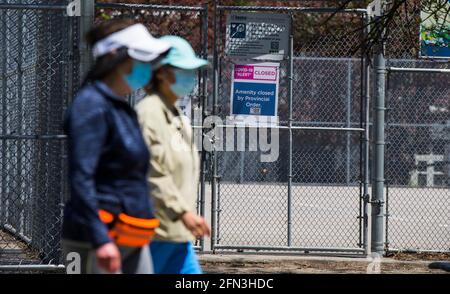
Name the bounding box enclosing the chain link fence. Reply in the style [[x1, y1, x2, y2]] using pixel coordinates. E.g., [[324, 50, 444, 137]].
[[382, 9, 450, 253], [0, 0, 449, 269], [0, 0, 76, 266], [385, 71, 449, 252]]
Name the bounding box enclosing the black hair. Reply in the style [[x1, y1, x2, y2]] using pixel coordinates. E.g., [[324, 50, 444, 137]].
[[82, 19, 135, 86]]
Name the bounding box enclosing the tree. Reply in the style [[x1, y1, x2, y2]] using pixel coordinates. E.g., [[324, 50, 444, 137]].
[[332, 0, 450, 58]]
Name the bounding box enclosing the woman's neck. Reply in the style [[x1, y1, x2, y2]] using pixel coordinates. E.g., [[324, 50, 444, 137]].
[[156, 87, 178, 108], [102, 73, 130, 98]]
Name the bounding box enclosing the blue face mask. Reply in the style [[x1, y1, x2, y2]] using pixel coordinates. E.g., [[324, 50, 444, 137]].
[[124, 61, 152, 91], [170, 69, 197, 98]]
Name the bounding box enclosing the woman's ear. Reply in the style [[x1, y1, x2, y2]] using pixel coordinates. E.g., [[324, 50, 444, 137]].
[[168, 67, 177, 84], [158, 66, 175, 83], [156, 66, 175, 84], [166, 67, 176, 83], [155, 68, 166, 82], [119, 58, 133, 75]]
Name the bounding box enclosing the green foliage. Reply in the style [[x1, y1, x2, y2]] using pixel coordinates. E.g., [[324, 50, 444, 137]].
[[420, 0, 450, 48]]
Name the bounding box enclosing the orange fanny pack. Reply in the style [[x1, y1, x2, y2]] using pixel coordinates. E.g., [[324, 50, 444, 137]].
[[98, 209, 160, 247]]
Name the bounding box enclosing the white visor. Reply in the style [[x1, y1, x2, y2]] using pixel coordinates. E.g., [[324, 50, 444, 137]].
[[92, 24, 171, 62]]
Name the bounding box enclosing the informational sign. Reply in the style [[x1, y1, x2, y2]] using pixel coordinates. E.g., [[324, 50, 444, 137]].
[[420, 1, 450, 59], [230, 62, 279, 126], [226, 13, 291, 60]]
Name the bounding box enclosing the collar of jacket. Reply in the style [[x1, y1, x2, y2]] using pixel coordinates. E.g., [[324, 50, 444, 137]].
[[93, 81, 130, 104], [153, 93, 184, 127]]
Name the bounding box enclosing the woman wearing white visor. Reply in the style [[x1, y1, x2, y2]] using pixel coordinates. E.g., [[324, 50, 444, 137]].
[[136, 36, 210, 274], [61, 20, 170, 274]]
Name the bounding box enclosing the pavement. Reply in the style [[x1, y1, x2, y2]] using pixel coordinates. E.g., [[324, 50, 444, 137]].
[[203, 183, 450, 252]]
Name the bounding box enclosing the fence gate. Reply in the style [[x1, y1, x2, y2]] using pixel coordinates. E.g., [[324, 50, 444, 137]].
[[210, 3, 369, 254], [0, 0, 77, 267]]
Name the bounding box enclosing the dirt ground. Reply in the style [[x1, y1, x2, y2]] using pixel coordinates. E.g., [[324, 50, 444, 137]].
[[0, 230, 41, 266], [387, 251, 450, 261], [198, 253, 450, 274], [2, 229, 449, 274]]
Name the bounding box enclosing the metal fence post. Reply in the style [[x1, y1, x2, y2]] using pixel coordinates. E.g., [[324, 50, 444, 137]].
[[287, 14, 294, 247], [362, 12, 371, 256], [199, 3, 208, 252], [80, 0, 94, 80], [346, 59, 352, 185], [210, 0, 219, 252], [15, 10, 24, 235], [0, 8, 7, 228], [371, 1, 387, 255]]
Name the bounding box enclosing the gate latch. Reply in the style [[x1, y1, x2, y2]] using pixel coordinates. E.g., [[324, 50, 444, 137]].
[[368, 199, 385, 206]]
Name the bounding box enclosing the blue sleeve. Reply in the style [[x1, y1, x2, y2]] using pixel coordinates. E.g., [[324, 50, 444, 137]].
[[66, 92, 111, 248]]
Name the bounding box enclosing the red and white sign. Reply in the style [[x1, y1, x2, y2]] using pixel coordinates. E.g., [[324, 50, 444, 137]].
[[233, 64, 278, 81]]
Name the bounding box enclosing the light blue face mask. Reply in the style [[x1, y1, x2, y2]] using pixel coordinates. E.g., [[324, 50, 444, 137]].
[[124, 61, 152, 91], [170, 69, 197, 98]]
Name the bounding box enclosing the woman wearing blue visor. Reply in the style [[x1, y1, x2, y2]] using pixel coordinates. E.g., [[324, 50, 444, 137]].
[[61, 20, 170, 274], [136, 36, 210, 274]]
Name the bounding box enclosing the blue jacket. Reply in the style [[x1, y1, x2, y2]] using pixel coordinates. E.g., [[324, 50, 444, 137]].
[[62, 81, 154, 248]]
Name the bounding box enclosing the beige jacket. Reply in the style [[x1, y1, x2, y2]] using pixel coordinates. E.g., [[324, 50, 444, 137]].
[[136, 94, 199, 242]]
